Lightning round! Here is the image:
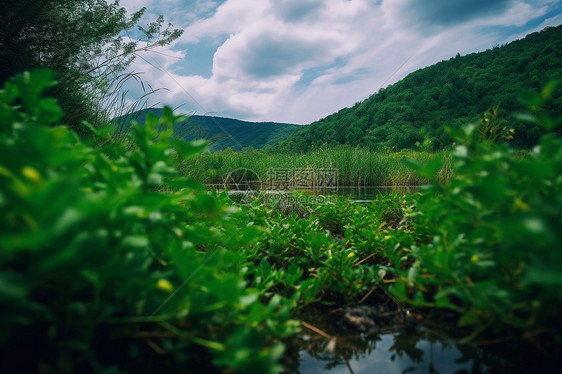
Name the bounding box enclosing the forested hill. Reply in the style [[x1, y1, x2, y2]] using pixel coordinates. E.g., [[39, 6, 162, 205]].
[[114, 108, 301, 152], [273, 25, 562, 152]]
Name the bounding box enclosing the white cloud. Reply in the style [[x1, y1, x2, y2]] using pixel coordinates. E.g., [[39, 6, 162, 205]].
[[117, 0, 562, 124], [130, 0, 368, 121], [480, 1, 550, 26], [213, 21, 354, 79], [178, 0, 270, 44]]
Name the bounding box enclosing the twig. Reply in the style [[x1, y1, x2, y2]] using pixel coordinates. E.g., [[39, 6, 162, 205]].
[[146, 339, 166, 355], [353, 250, 382, 267], [377, 283, 408, 313], [357, 287, 376, 305], [365, 325, 406, 336], [301, 321, 332, 340], [344, 357, 355, 374]]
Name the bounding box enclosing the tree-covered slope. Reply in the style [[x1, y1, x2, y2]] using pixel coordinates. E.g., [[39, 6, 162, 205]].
[[274, 25, 562, 152], [114, 108, 301, 151]]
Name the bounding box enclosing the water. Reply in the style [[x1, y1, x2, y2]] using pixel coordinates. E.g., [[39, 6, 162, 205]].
[[212, 185, 422, 204], [283, 305, 558, 374], [293, 329, 482, 374], [282, 303, 487, 374], [335, 186, 421, 201]]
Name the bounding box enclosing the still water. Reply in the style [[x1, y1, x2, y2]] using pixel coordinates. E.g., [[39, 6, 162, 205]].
[[218, 185, 422, 204], [332, 186, 421, 201], [283, 305, 549, 374], [294, 329, 485, 374]]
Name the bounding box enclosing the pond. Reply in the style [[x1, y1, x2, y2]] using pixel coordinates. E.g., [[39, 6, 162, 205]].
[[211, 185, 423, 204], [296, 330, 479, 374], [332, 186, 421, 201], [282, 303, 554, 374]]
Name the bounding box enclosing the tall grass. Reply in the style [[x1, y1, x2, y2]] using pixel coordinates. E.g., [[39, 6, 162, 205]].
[[178, 145, 452, 187]]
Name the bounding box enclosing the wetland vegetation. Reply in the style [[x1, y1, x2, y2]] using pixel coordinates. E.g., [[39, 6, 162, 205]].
[[1, 2, 562, 372], [1, 71, 561, 373], [178, 146, 453, 188]]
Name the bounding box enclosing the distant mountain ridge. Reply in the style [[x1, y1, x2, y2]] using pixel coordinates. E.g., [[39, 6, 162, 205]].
[[272, 25, 562, 152], [114, 108, 302, 151]]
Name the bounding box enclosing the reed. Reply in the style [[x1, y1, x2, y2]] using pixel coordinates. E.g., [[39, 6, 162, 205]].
[[178, 145, 452, 187]]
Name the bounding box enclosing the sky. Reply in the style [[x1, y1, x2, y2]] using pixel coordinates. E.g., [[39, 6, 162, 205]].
[[117, 0, 562, 124]]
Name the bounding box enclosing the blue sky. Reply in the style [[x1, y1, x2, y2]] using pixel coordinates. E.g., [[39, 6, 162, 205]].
[[119, 0, 562, 124]]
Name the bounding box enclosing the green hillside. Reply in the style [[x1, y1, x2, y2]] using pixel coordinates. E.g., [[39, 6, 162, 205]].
[[273, 25, 562, 152], [114, 108, 301, 151]]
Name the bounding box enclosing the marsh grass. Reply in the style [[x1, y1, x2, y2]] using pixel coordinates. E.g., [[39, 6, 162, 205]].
[[178, 145, 452, 187]]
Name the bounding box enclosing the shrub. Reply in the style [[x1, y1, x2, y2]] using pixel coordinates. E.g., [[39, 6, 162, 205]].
[[392, 82, 562, 344], [0, 70, 297, 373]]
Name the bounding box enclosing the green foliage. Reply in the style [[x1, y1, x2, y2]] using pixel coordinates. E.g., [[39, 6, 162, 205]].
[[0, 70, 297, 373], [275, 25, 562, 152], [477, 104, 515, 143], [233, 192, 418, 308], [180, 144, 451, 187], [3, 68, 562, 371], [389, 81, 562, 342]]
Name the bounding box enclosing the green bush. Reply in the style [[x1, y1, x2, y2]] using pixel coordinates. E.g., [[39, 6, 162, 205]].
[[0, 70, 298, 373], [236, 192, 417, 306], [391, 82, 562, 343], [5, 69, 559, 372]]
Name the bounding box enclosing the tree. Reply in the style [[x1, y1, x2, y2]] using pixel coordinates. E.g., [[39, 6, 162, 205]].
[[276, 25, 562, 151], [0, 0, 183, 129]]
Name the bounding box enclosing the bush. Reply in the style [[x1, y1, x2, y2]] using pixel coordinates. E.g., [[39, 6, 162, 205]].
[[392, 82, 562, 344], [0, 70, 297, 373]]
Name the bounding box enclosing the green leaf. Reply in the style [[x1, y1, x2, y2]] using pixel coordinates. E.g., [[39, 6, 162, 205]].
[[79, 120, 99, 137], [513, 112, 539, 124], [458, 310, 479, 327], [402, 157, 421, 171], [526, 268, 562, 286], [541, 80, 559, 100], [454, 145, 468, 158], [161, 106, 175, 126], [144, 112, 158, 129], [37, 97, 63, 124], [390, 281, 407, 301], [518, 89, 543, 107], [23, 69, 58, 94], [417, 157, 443, 179], [268, 294, 281, 312], [285, 263, 303, 287], [122, 236, 149, 248], [239, 293, 259, 307], [173, 139, 207, 159]]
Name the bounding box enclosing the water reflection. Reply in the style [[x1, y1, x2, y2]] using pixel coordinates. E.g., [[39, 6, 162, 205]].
[[282, 303, 536, 374], [292, 328, 479, 374], [336, 186, 420, 201], [214, 185, 422, 205]]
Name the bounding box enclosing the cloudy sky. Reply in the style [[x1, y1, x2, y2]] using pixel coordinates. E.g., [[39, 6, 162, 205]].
[[118, 0, 562, 124]]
